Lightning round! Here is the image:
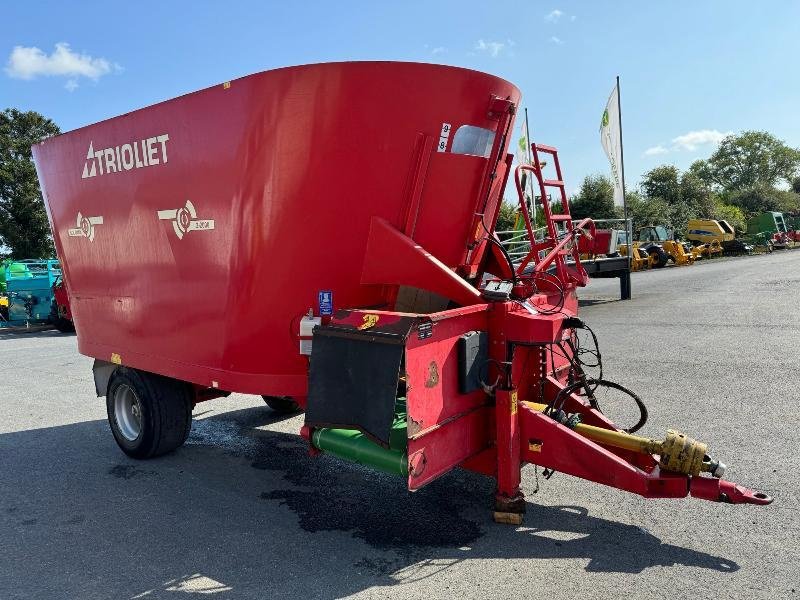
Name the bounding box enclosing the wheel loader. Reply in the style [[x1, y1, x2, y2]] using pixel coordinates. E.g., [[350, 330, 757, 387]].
[[637, 226, 698, 266]]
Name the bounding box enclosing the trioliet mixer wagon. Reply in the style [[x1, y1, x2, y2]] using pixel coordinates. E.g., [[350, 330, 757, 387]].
[[33, 62, 770, 523]]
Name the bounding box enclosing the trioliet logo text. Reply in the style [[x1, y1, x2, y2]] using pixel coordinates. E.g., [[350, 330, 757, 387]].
[[82, 134, 170, 179]]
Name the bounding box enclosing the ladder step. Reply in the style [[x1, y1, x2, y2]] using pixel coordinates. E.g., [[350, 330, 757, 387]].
[[534, 144, 558, 154], [543, 179, 564, 187], [551, 215, 572, 221]]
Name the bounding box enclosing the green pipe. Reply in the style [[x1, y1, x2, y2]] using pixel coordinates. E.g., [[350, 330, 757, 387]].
[[312, 424, 408, 477]]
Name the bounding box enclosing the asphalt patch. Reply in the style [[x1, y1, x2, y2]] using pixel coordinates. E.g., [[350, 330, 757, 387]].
[[107, 464, 155, 479], [193, 411, 487, 552]]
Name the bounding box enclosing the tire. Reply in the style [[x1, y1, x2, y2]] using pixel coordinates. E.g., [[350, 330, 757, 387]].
[[648, 246, 669, 268], [106, 367, 192, 459], [53, 317, 75, 333], [262, 395, 301, 414]]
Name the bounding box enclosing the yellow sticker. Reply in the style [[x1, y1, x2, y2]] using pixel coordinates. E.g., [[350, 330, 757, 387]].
[[110, 353, 122, 365], [223, 81, 231, 89], [511, 390, 518, 415], [358, 314, 380, 330]]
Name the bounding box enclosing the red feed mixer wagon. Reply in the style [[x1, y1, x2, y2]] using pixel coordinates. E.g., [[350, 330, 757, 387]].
[[33, 62, 770, 523]]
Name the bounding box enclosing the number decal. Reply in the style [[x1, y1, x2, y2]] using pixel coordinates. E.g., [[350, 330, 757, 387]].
[[437, 122, 452, 152]]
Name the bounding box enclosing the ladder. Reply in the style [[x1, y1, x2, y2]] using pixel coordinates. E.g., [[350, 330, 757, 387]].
[[515, 143, 590, 286]]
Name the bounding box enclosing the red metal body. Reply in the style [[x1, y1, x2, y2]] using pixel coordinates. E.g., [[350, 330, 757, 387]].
[[34, 62, 769, 516], [577, 229, 612, 255], [52, 279, 72, 322], [33, 62, 518, 398]]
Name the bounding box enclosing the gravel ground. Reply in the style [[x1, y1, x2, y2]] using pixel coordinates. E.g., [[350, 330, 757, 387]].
[[1, 251, 798, 600]]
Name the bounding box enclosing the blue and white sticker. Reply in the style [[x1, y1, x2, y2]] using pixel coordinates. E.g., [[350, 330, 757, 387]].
[[318, 290, 334, 316]]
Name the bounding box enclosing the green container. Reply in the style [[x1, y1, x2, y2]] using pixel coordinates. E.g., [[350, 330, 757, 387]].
[[747, 211, 787, 235]]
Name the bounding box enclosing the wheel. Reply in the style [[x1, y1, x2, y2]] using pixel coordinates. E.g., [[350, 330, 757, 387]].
[[53, 317, 75, 333], [649, 246, 669, 268], [262, 395, 301, 414], [106, 367, 192, 459]]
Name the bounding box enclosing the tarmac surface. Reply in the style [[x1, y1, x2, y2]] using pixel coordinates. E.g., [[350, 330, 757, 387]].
[[1, 251, 799, 599]]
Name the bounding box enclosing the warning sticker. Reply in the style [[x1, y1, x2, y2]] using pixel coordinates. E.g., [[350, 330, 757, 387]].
[[318, 291, 333, 316]]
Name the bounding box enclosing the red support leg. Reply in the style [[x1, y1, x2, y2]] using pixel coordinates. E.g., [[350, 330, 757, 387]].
[[494, 388, 525, 524]]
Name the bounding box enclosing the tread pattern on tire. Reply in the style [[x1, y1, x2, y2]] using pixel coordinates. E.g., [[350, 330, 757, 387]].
[[107, 367, 192, 459]]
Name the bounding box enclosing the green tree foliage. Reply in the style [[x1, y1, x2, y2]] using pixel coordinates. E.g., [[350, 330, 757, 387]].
[[0, 108, 61, 258], [641, 165, 681, 206], [680, 172, 716, 218], [625, 190, 671, 232], [701, 131, 800, 191], [712, 201, 746, 232], [790, 176, 800, 194], [569, 174, 616, 220], [639, 165, 698, 235], [726, 185, 800, 214], [495, 201, 518, 234]]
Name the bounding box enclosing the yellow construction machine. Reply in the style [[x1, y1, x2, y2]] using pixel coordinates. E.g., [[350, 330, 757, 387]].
[[637, 226, 698, 266], [687, 219, 752, 255]]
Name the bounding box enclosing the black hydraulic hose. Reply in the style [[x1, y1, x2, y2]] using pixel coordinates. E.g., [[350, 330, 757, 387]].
[[548, 377, 648, 434]]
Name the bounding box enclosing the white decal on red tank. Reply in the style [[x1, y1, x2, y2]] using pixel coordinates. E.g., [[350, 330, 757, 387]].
[[81, 134, 170, 179]]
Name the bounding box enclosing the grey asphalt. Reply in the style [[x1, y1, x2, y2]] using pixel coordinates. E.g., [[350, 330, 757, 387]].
[[2, 251, 799, 600]]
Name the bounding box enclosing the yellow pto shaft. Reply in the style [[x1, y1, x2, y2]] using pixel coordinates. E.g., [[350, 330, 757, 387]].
[[523, 401, 724, 477]]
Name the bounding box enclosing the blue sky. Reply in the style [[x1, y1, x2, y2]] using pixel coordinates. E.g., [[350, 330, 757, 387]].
[[3, 1, 800, 195]]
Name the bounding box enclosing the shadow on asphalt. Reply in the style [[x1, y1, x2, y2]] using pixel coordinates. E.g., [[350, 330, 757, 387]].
[[578, 297, 622, 307], [0, 327, 73, 340], [1, 405, 739, 599]]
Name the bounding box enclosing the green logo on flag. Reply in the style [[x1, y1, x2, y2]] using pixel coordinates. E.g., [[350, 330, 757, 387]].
[[601, 109, 609, 128]]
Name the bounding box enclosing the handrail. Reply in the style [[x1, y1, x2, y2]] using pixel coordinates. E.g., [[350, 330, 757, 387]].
[[534, 217, 595, 274]]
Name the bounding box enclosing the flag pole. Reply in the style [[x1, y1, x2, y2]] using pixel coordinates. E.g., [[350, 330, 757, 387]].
[[616, 75, 632, 300], [524, 107, 536, 224]]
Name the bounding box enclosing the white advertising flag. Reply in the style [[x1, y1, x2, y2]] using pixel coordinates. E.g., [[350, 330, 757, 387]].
[[600, 84, 624, 207], [517, 118, 530, 167]]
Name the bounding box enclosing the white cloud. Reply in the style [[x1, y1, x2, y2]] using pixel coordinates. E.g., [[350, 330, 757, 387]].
[[64, 79, 79, 92], [545, 9, 564, 22], [5, 42, 119, 82], [475, 39, 509, 57], [644, 145, 668, 156], [644, 129, 732, 157], [550, 36, 564, 45], [671, 129, 731, 151], [431, 46, 446, 55]]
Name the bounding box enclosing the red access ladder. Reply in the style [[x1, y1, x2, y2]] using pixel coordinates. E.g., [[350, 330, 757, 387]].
[[515, 143, 590, 285]]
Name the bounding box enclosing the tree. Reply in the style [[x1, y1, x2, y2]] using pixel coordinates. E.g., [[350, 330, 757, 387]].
[[641, 165, 681, 206], [641, 165, 696, 235], [569, 174, 616, 221], [688, 159, 714, 185], [0, 109, 61, 258], [625, 190, 671, 232], [791, 176, 800, 194], [680, 172, 716, 218], [726, 186, 800, 215], [702, 131, 800, 191], [495, 201, 518, 234], [712, 201, 746, 232]]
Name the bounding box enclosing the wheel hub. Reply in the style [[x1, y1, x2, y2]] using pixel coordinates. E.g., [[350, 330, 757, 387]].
[[114, 384, 143, 441]]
